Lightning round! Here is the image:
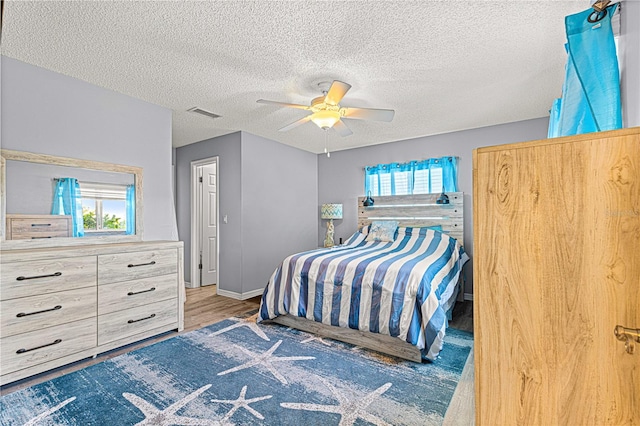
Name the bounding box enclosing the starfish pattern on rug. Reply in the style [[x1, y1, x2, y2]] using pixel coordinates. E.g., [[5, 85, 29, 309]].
[[211, 385, 272, 421], [123, 384, 216, 426], [210, 315, 270, 341], [301, 335, 332, 346], [23, 396, 76, 426], [217, 340, 315, 384], [280, 376, 393, 426]]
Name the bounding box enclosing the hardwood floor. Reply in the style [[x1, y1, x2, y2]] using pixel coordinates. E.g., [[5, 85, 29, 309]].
[[1, 287, 475, 425]]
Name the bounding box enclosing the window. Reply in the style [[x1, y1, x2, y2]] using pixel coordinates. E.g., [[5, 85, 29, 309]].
[[80, 182, 128, 232], [364, 157, 457, 197]]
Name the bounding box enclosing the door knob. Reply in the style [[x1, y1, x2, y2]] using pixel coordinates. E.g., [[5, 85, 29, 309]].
[[614, 325, 640, 355]]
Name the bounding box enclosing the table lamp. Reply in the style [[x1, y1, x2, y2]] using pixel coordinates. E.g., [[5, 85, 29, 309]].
[[321, 203, 343, 247]]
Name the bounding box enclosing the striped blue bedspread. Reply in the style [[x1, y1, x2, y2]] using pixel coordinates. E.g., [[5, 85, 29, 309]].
[[258, 227, 468, 360]]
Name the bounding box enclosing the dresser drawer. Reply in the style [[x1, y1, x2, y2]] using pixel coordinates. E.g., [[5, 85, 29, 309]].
[[98, 298, 177, 345], [98, 249, 178, 285], [0, 318, 97, 376], [7, 215, 72, 240], [0, 287, 97, 338], [0, 257, 97, 301], [98, 274, 177, 315]]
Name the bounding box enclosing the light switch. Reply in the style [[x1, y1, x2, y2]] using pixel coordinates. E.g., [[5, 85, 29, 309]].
[[223, 215, 228, 224]]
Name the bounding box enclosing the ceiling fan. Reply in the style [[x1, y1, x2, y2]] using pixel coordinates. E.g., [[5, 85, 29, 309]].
[[257, 80, 395, 137]]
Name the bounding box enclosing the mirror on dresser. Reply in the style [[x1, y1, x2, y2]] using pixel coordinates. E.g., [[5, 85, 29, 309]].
[[1, 149, 143, 249]]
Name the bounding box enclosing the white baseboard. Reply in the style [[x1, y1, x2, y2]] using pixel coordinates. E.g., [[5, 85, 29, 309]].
[[185, 281, 198, 289], [463, 293, 473, 301], [216, 287, 264, 301]]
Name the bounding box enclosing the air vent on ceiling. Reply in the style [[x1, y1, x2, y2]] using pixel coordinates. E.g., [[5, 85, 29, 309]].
[[187, 107, 221, 120]]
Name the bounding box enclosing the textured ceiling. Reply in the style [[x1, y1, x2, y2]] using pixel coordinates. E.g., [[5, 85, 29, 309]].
[[1, 1, 589, 153]]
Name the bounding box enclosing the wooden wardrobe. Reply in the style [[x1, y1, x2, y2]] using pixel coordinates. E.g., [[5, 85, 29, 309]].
[[473, 127, 639, 425]]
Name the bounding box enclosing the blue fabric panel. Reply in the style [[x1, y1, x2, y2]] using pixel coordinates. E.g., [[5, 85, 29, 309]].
[[555, 4, 622, 136], [51, 178, 84, 237], [126, 185, 135, 235]]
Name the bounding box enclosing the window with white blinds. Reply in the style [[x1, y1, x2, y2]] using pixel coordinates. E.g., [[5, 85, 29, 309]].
[[364, 157, 456, 197]]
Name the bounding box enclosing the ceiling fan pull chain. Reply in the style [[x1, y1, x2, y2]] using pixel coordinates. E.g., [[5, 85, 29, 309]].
[[325, 129, 331, 158]]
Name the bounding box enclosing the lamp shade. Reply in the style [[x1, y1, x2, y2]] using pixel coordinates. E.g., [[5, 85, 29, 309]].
[[321, 203, 343, 220]]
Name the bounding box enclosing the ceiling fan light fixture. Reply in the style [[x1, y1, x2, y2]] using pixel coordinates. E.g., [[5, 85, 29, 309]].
[[310, 110, 341, 129]]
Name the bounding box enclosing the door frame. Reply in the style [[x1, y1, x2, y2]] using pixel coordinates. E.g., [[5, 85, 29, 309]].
[[189, 156, 220, 289]]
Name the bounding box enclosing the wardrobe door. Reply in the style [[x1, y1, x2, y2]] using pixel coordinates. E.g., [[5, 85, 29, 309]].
[[473, 128, 639, 425]]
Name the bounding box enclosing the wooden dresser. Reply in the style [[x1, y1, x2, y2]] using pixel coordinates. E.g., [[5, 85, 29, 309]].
[[5, 214, 73, 240], [473, 128, 639, 425], [0, 241, 185, 386]]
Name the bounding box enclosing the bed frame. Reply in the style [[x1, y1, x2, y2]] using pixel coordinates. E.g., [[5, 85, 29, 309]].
[[269, 193, 464, 362]]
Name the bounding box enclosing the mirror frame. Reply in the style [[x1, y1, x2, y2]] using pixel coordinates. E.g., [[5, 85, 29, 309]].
[[0, 149, 144, 250]]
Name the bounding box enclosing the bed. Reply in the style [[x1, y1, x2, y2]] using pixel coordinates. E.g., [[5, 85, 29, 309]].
[[258, 193, 468, 362]]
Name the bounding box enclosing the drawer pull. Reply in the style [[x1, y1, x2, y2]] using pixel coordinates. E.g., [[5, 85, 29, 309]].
[[31, 223, 52, 227], [16, 305, 62, 317], [128, 313, 156, 324], [128, 261, 156, 268], [16, 272, 62, 281], [16, 339, 63, 354], [127, 287, 156, 296], [31, 236, 53, 239]]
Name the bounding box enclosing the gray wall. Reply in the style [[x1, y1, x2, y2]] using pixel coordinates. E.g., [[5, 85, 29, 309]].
[[175, 132, 243, 290], [0, 56, 177, 240], [317, 117, 551, 295], [175, 131, 317, 297], [241, 132, 318, 293], [621, 0, 640, 127]]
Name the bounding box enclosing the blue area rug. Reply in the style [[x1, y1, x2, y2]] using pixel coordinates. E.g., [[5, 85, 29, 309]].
[[0, 314, 472, 425]]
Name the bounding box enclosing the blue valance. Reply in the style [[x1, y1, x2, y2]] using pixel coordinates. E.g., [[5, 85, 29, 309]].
[[365, 157, 458, 196]]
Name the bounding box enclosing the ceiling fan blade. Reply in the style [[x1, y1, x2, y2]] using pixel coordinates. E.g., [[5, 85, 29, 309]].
[[324, 81, 352, 105], [332, 119, 353, 137], [278, 114, 312, 132], [341, 107, 395, 122], [257, 99, 310, 110]]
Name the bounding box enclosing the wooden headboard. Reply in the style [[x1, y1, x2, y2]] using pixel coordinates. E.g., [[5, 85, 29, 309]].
[[357, 193, 464, 243]]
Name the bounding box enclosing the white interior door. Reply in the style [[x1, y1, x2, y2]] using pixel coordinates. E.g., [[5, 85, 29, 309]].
[[199, 162, 218, 286]]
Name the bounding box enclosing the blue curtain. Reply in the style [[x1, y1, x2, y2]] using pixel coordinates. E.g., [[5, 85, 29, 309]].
[[126, 184, 136, 235], [51, 178, 84, 237], [441, 156, 459, 192], [365, 156, 458, 196], [549, 4, 621, 137]]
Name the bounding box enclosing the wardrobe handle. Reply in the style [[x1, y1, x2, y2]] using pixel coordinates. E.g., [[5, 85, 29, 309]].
[[615, 325, 640, 355], [128, 313, 156, 324], [127, 261, 156, 268], [16, 305, 62, 317], [127, 287, 156, 296], [16, 272, 62, 281], [17, 339, 62, 354]]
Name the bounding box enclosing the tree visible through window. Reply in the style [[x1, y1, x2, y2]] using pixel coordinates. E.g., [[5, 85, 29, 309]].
[[80, 182, 128, 232]]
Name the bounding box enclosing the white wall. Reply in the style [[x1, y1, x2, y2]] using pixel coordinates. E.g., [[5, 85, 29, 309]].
[[0, 56, 177, 241]]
